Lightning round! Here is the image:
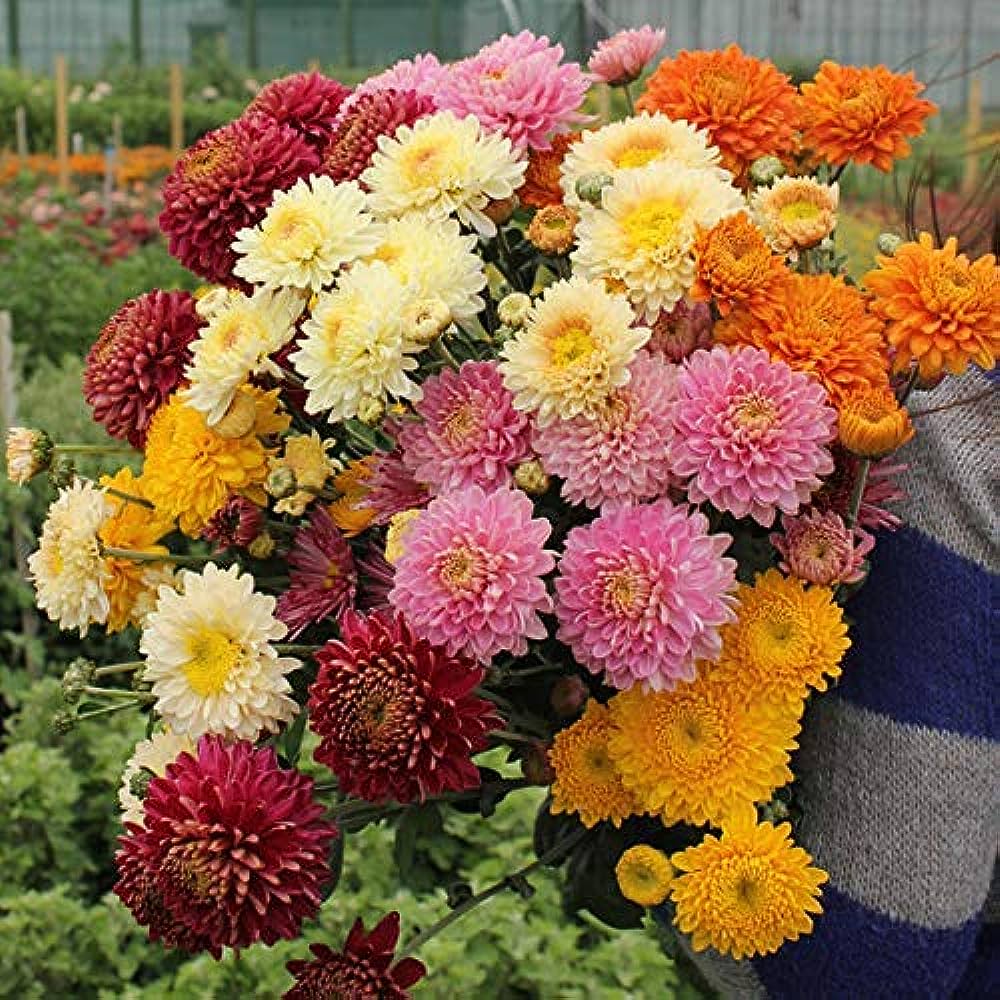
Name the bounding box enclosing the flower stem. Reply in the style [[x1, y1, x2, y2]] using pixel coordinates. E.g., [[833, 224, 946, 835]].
[[75, 700, 146, 721], [621, 82, 635, 116], [94, 661, 144, 678], [489, 729, 540, 746], [104, 487, 155, 509], [897, 364, 921, 406], [274, 643, 322, 655], [844, 458, 872, 530], [55, 443, 137, 456], [99, 545, 208, 567], [82, 685, 153, 702], [495, 227, 525, 293]]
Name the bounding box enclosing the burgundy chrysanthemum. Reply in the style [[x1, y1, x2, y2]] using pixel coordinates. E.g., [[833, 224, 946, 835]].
[[276, 506, 358, 638], [309, 610, 498, 803], [246, 71, 352, 150], [159, 116, 320, 284], [284, 912, 425, 1000], [84, 290, 202, 448], [362, 449, 431, 525], [813, 445, 907, 532], [202, 495, 264, 552], [114, 736, 337, 958], [322, 88, 435, 183]]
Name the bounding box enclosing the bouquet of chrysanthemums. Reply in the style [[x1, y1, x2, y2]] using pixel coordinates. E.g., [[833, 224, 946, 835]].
[[8, 23, 998, 995]]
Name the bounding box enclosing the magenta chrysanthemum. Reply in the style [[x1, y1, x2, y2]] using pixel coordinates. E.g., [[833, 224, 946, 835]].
[[159, 116, 319, 284], [589, 25, 666, 86], [201, 495, 264, 552], [555, 500, 737, 691], [84, 290, 202, 448], [350, 52, 446, 104], [437, 30, 590, 151], [670, 346, 837, 527], [532, 351, 678, 509], [389, 485, 555, 662], [771, 508, 874, 586], [361, 449, 431, 525], [396, 360, 532, 493], [646, 299, 713, 363], [276, 507, 358, 638], [246, 71, 351, 149], [114, 736, 337, 959]]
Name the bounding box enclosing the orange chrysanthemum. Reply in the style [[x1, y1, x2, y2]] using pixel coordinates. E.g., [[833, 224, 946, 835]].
[[520, 132, 580, 209], [637, 45, 799, 179], [837, 384, 915, 458], [715, 273, 888, 405], [800, 62, 936, 172], [864, 233, 1000, 379], [690, 212, 789, 315], [328, 456, 378, 536]]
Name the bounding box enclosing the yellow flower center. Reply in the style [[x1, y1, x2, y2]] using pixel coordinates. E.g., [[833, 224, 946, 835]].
[[183, 627, 242, 696], [613, 144, 663, 170], [262, 204, 324, 260], [721, 858, 771, 916], [602, 566, 651, 617], [744, 606, 810, 671], [323, 562, 340, 589], [779, 199, 822, 224], [373, 241, 404, 265], [733, 392, 779, 430], [438, 544, 488, 594], [549, 324, 597, 369], [622, 198, 684, 252], [583, 744, 617, 782], [183, 142, 231, 181], [443, 402, 479, 443]]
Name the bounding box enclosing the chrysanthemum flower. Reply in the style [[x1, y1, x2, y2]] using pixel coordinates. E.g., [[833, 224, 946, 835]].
[[556, 500, 736, 690], [361, 111, 526, 237], [361, 450, 431, 525], [284, 912, 426, 1000], [202, 496, 265, 551], [351, 52, 446, 104], [670, 804, 827, 959], [526, 204, 579, 255], [436, 30, 589, 152], [140, 563, 299, 740], [532, 351, 678, 509], [715, 273, 889, 405], [615, 845, 675, 907], [549, 700, 640, 828], [84, 289, 202, 447], [814, 446, 906, 532], [119, 729, 195, 828], [115, 736, 336, 957], [670, 346, 836, 527], [800, 62, 936, 172], [160, 116, 319, 284], [646, 299, 713, 362], [276, 507, 357, 638], [389, 485, 554, 662], [837, 384, 915, 458], [864, 233, 999, 379], [5, 427, 52, 486], [396, 360, 532, 492], [246, 71, 351, 150], [607, 670, 800, 826], [328, 457, 378, 535], [750, 176, 839, 258], [637, 45, 800, 178], [270, 431, 336, 517], [309, 610, 497, 802], [572, 162, 744, 319], [384, 509, 423, 565], [499, 276, 649, 426], [589, 25, 666, 86], [521, 132, 579, 209], [771, 509, 874, 587]]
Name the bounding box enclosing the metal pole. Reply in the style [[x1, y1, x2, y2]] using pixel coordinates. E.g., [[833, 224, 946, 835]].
[[245, 0, 259, 70], [130, 0, 142, 67], [7, 0, 20, 67]]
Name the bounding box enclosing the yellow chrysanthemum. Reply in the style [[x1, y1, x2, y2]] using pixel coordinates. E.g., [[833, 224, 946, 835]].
[[750, 176, 839, 258], [269, 431, 335, 517], [837, 384, 915, 459], [572, 162, 744, 319], [714, 569, 850, 707], [384, 508, 423, 565], [607, 671, 800, 827], [670, 804, 827, 960], [616, 845, 675, 907], [247, 385, 292, 437], [549, 700, 640, 828]]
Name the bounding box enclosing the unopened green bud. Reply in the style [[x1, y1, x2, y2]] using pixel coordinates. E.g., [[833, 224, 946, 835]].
[[62, 657, 96, 704], [247, 531, 276, 560], [749, 155, 785, 185], [575, 172, 613, 206], [513, 459, 550, 496], [266, 465, 297, 500], [877, 232, 904, 257], [356, 396, 385, 426], [48, 453, 76, 488], [52, 710, 77, 735], [128, 767, 155, 801], [497, 292, 532, 329]]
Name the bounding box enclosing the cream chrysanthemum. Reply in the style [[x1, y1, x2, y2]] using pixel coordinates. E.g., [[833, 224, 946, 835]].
[[28, 479, 112, 635], [118, 729, 195, 827], [233, 174, 383, 291], [140, 563, 300, 741], [499, 276, 649, 426], [750, 176, 839, 258], [361, 111, 527, 237], [183, 287, 304, 426], [560, 113, 728, 207], [572, 163, 744, 319]]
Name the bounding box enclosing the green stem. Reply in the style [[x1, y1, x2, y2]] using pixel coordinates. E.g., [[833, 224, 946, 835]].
[[495, 227, 525, 293], [844, 457, 872, 530], [432, 336, 460, 370], [99, 546, 208, 567], [621, 82, 635, 116], [55, 443, 136, 456], [94, 661, 143, 677], [82, 685, 153, 702], [76, 700, 145, 721], [274, 643, 322, 655], [897, 365, 921, 406], [490, 729, 540, 746], [104, 487, 155, 509]]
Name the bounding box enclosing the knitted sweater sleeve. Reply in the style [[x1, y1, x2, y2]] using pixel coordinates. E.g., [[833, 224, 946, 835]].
[[673, 369, 999, 1000]]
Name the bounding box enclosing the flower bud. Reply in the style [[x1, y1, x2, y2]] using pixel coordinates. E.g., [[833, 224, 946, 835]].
[[526, 205, 579, 256], [550, 675, 588, 717], [521, 741, 556, 785], [405, 297, 452, 345], [514, 459, 550, 496], [575, 172, 613, 206], [484, 195, 519, 227], [749, 155, 785, 185], [876, 232, 904, 257], [497, 292, 532, 329], [61, 657, 95, 704], [193, 285, 232, 320], [52, 710, 77, 734], [357, 396, 385, 426], [48, 453, 76, 488], [128, 767, 155, 801], [5, 427, 53, 486], [247, 531, 276, 560], [212, 388, 258, 439], [266, 464, 297, 500]]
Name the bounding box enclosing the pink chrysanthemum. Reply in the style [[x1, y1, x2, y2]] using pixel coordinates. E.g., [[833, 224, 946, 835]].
[[276, 507, 357, 638], [362, 450, 431, 526], [437, 31, 590, 151], [646, 299, 713, 363], [350, 53, 446, 104], [396, 360, 533, 493], [670, 346, 837, 527], [589, 25, 666, 86], [159, 116, 319, 284], [84, 290, 202, 448], [814, 445, 907, 532], [114, 736, 336, 958], [246, 71, 351, 150], [556, 500, 737, 691], [390, 485, 555, 662], [771, 508, 874, 586], [201, 495, 264, 552], [532, 351, 679, 509]]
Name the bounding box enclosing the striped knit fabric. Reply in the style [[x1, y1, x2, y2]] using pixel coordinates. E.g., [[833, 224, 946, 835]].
[[664, 369, 999, 999]]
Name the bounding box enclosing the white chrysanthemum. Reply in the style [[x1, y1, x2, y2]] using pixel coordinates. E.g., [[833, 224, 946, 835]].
[[290, 261, 423, 422], [118, 729, 195, 827], [750, 175, 839, 258], [182, 287, 304, 426], [572, 162, 744, 319], [232, 174, 383, 291], [28, 480, 112, 635], [561, 113, 729, 207], [140, 562, 299, 741], [361, 214, 486, 322], [499, 276, 649, 427], [361, 111, 527, 236]]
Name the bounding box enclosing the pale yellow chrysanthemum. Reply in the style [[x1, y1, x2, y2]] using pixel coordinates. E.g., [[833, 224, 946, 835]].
[[5, 427, 51, 486], [140, 562, 299, 741], [572, 162, 744, 319], [270, 431, 336, 516], [232, 174, 383, 290], [499, 276, 649, 426], [118, 729, 196, 827], [361, 111, 527, 237], [290, 261, 423, 422], [750, 176, 839, 258], [560, 112, 728, 207], [183, 287, 304, 426], [28, 479, 112, 635]]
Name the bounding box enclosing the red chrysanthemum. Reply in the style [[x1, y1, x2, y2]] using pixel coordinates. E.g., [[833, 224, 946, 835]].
[[309, 610, 498, 803], [114, 736, 337, 958], [84, 289, 202, 448], [201, 495, 264, 552], [284, 912, 425, 1000], [246, 71, 352, 150], [159, 116, 320, 284]]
